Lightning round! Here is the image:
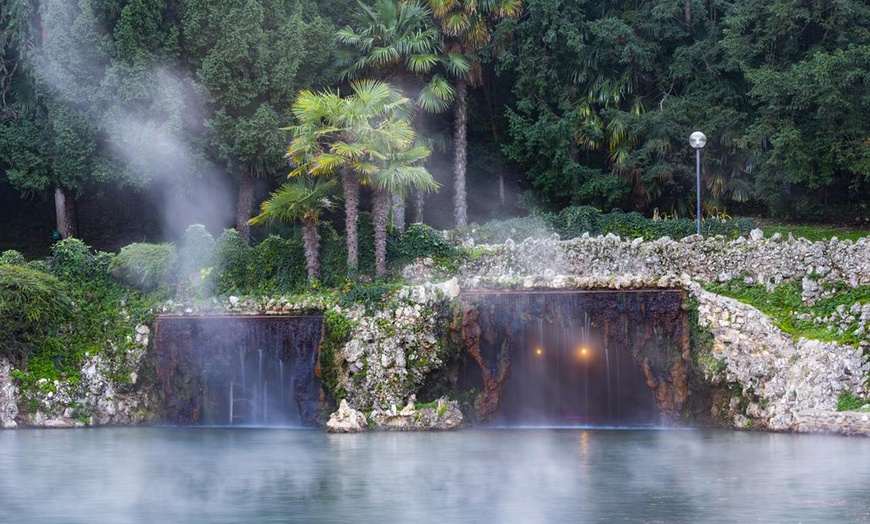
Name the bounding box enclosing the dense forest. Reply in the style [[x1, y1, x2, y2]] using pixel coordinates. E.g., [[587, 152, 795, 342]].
[[1, 0, 868, 255]]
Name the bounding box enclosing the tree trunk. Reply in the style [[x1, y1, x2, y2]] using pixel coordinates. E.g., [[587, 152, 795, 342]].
[[684, 0, 691, 29], [236, 172, 255, 244], [391, 192, 406, 231], [453, 78, 468, 228], [412, 189, 425, 223], [342, 169, 360, 275], [54, 185, 77, 239], [301, 218, 320, 282], [372, 188, 390, 277]]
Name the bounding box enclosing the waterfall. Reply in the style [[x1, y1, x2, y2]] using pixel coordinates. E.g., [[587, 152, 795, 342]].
[[154, 315, 325, 426]]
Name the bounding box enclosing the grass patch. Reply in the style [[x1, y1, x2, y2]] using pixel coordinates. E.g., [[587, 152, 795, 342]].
[[705, 279, 870, 347], [837, 391, 870, 412], [758, 222, 870, 242]]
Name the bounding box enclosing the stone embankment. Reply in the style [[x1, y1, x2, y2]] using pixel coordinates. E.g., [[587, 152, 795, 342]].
[[327, 397, 463, 433]]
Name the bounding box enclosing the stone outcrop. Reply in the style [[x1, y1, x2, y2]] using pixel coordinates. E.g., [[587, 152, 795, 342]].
[[326, 399, 368, 433], [333, 281, 459, 412], [369, 398, 463, 431], [0, 359, 18, 429]]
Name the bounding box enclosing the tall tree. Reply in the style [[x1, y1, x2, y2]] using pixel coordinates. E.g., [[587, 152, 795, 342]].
[[426, 0, 522, 227], [180, 0, 335, 243], [337, 0, 466, 229]]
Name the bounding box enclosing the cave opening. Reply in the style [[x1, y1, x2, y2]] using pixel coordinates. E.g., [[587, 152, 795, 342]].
[[457, 290, 691, 426]]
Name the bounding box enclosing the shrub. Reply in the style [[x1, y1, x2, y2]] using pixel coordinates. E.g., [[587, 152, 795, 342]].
[[210, 229, 253, 293], [112, 243, 176, 291], [250, 235, 306, 293], [0, 250, 26, 266], [388, 223, 457, 266], [50, 238, 110, 281], [0, 265, 72, 362]]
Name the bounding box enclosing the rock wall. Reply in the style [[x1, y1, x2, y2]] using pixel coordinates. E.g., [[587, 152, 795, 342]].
[[458, 230, 870, 288], [692, 284, 869, 430]]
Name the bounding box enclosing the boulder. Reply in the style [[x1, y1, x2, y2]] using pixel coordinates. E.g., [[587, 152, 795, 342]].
[[326, 399, 368, 433]]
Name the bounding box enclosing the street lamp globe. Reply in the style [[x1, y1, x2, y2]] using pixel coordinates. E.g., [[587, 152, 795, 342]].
[[689, 131, 707, 149]]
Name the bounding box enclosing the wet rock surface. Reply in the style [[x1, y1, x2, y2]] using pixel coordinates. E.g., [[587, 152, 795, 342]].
[[326, 399, 368, 433], [0, 359, 18, 428]]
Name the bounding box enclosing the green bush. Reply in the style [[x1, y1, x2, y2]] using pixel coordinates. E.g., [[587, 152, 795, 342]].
[[112, 243, 176, 290], [250, 235, 306, 293], [0, 249, 26, 266], [210, 229, 253, 293], [388, 223, 457, 266], [50, 238, 111, 281], [0, 265, 72, 362]]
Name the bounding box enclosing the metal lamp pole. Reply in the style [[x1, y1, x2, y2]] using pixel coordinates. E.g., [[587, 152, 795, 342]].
[[689, 131, 707, 235]]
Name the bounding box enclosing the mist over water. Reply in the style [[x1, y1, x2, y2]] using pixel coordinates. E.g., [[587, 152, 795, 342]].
[[1, 428, 868, 523]]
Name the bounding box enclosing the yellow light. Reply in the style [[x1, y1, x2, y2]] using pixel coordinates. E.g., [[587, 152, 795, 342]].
[[535, 348, 543, 356], [581, 348, 588, 355]]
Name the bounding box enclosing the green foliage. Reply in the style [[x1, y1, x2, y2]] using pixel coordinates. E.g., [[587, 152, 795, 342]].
[[13, 239, 163, 390], [0, 250, 26, 266], [248, 235, 306, 294], [837, 391, 869, 412], [0, 265, 72, 362], [320, 309, 354, 401], [50, 238, 112, 281], [458, 207, 756, 243], [176, 225, 215, 296], [759, 224, 870, 243], [112, 243, 176, 291], [209, 229, 254, 293], [338, 281, 403, 311], [387, 223, 457, 266]]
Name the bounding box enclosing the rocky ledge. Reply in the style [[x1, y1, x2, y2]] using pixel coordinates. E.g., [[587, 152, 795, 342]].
[[794, 411, 870, 437], [327, 397, 463, 433]]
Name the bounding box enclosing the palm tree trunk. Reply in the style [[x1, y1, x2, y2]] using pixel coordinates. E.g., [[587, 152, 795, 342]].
[[236, 172, 255, 244], [412, 189, 425, 223], [342, 169, 359, 275], [391, 192, 406, 231], [54, 185, 77, 239], [301, 218, 320, 282], [372, 188, 390, 277], [453, 78, 468, 228]]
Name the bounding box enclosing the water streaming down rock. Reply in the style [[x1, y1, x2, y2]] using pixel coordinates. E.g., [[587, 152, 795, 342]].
[[458, 290, 691, 426], [153, 316, 326, 426]]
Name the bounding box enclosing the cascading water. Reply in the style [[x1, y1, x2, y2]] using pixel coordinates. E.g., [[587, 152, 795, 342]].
[[153, 315, 325, 426], [458, 290, 690, 426]]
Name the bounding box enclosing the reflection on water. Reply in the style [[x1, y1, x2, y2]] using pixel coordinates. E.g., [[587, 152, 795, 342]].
[[1, 428, 869, 523]]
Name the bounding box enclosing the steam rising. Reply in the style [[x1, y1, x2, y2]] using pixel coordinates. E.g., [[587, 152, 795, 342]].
[[36, 1, 235, 239]]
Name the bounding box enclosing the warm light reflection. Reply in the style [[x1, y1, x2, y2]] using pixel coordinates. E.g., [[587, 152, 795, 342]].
[[535, 348, 543, 356], [579, 431, 589, 465], [577, 347, 589, 359]]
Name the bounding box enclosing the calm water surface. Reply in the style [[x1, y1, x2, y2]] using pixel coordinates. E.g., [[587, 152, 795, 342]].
[[0, 427, 868, 523]]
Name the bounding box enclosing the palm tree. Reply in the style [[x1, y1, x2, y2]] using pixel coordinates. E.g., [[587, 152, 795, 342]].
[[336, 0, 467, 230], [248, 176, 338, 282], [425, 0, 523, 227], [370, 136, 438, 276], [285, 80, 434, 277]]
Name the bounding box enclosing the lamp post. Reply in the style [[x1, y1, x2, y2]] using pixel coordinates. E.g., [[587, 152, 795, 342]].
[[689, 131, 707, 235]]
